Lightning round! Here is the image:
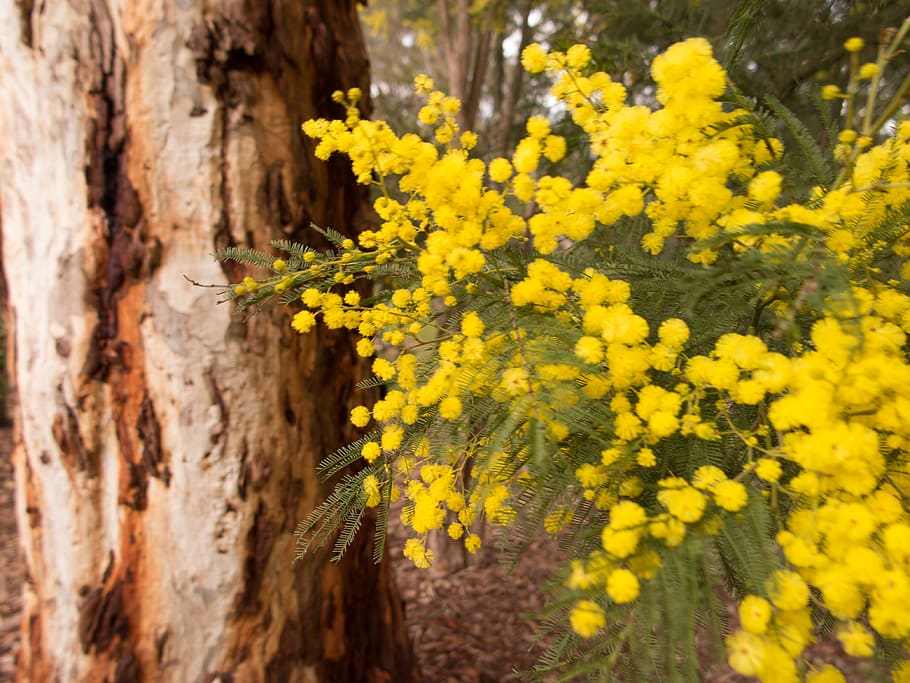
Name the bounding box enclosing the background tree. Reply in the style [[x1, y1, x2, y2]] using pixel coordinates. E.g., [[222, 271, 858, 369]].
[[0, 1, 417, 680], [361, 0, 536, 151]]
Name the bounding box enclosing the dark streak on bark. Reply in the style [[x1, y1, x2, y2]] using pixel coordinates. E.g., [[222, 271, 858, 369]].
[[238, 445, 271, 503], [78, 579, 128, 654], [77, 570, 140, 683], [104, 337, 151, 510], [82, 0, 157, 383], [154, 628, 169, 665], [0, 207, 9, 429], [101, 550, 115, 584], [263, 162, 296, 235], [305, 6, 336, 112], [14, 0, 34, 47], [234, 501, 274, 615], [188, 18, 266, 102], [214, 103, 242, 282], [278, 475, 303, 533], [52, 404, 95, 476], [188, 16, 269, 282], [236, 438, 249, 500], [112, 647, 141, 683], [23, 612, 48, 682], [120, 459, 148, 510], [204, 368, 228, 459], [136, 393, 169, 485], [264, 618, 302, 681], [23, 456, 41, 529], [205, 368, 228, 419], [316, 530, 419, 682]]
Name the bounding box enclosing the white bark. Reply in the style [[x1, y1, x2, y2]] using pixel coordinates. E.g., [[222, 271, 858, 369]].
[[0, 1, 415, 681]]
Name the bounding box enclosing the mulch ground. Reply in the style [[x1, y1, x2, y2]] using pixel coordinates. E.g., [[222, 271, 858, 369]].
[[386, 516, 563, 683], [0, 430, 884, 681], [0, 428, 23, 682]]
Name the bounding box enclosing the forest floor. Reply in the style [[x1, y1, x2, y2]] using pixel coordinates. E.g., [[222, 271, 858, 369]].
[[387, 514, 564, 683], [0, 428, 22, 682], [385, 513, 877, 683], [0, 430, 881, 682], [384, 511, 753, 683]]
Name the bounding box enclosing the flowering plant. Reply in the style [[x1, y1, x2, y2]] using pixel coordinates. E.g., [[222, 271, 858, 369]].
[[222, 23, 910, 682]]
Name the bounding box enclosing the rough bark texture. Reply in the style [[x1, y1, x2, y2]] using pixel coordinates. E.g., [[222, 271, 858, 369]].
[[0, 1, 418, 681]]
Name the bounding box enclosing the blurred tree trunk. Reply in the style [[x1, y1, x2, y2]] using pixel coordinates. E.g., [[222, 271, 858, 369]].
[[495, 0, 534, 157], [437, 0, 495, 133], [0, 1, 418, 681]]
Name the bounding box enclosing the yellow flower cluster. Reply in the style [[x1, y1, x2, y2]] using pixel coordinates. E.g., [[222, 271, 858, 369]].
[[719, 298, 910, 682], [231, 25, 910, 681]]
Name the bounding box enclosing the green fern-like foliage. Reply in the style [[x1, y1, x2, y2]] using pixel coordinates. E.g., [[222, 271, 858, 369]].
[[763, 94, 836, 188], [214, 245, 280, 270]]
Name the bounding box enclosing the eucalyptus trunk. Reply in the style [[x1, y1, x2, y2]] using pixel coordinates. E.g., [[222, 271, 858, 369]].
[[0, 0, 417, 680]]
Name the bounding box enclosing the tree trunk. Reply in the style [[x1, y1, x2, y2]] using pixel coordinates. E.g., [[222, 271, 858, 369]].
[[496, 0, 534, 157], [0, 1, 418, 681]]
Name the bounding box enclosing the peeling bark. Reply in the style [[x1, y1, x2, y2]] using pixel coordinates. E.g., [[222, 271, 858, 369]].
[[0, 0, 418, 681]]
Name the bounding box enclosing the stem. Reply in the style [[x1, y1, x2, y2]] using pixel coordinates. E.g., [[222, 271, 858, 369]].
[[883, 18, 910, 62], [844, 51, 860, 133], [868, 68, 910, 136], [860, 43, 887, 135], [850, 181, 910, 193], [862, 17, 910, 137]]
